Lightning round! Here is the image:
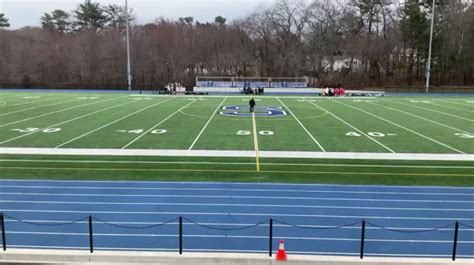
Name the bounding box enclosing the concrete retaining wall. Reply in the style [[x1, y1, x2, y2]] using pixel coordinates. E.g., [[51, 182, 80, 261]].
[[1, 249, 473, 265]]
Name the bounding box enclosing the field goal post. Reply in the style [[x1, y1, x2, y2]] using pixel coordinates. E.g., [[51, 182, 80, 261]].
[[195, 76, 308, 88]]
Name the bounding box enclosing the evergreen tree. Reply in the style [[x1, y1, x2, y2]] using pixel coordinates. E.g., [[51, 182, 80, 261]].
[[0, 13, 10, 28], [400, 0, 430, 84], [73, 0, 107, 30], [41, 10, 71, 33], [104, 4, 132, 30]]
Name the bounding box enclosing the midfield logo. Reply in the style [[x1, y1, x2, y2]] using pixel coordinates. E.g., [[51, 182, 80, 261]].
[[219, 105, 287, 117]]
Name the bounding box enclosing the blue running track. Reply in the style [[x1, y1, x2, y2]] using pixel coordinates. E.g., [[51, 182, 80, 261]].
[[0, 179, 473, 258]]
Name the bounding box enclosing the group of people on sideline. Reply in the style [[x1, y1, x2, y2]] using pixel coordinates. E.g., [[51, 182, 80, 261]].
[[322, 86, 346, 97], [242, 86, 264, 95]]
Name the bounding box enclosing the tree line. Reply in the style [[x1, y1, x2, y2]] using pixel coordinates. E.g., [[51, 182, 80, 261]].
[[0, 0, 473, 89]]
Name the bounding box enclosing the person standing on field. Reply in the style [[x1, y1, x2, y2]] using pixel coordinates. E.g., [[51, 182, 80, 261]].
[[249, 97, 256, 113]]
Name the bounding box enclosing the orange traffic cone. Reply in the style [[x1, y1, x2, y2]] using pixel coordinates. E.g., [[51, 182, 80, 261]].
[[276, 240, 287, 261]]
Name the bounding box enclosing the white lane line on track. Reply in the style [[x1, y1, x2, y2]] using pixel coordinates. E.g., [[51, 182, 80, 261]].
[[55, 98, 175, 148], [6, 219, 473, 231], [0, 185, 472, 196], [2, 209, 473, 220], [2, 199, 472, 211], [305, 99, 395, 153], [333, 99, 466, 154], [370, 102, 473, 134], [2, 178, 473, 190], [4, 231, 474, 243], [5, 245, 474, 258], [0, 95, 127, 129], [1, 159, 473, 169], [1, 192, 471, 203], [386, 99, 474, 122], [0, 97, 79, 117], [0, 100, 136, 145], [277, 97, 326, 152], [121, 99, 198, 149], [188, 97, 227, 150]]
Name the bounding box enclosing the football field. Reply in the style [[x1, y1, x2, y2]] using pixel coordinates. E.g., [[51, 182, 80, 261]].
[[0, 91, 473, 186], [0, 91, 473, 259]]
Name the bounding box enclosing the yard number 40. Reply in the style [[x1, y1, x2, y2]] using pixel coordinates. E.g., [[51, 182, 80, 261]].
[[455, 133, 474, 139]]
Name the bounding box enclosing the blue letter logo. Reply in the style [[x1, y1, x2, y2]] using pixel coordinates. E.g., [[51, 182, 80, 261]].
[[220, 105, 287, 117]]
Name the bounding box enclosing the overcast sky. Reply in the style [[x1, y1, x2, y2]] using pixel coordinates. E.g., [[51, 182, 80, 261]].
[[0, 0, 271, 29]]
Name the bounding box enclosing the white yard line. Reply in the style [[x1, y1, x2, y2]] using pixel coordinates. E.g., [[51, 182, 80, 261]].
[[371, 102, 473, 134], [333, 100, 466, 154], [305, 100, 395, 153], [433, 99, 474, 108], [1, 159, 472, 169], [277, 97, 326, 152], [428, 101, 474, 113], [385, 99, 474, 122], [0, 96, 126, 129], [0, 100, 135, 145], [0, 96, 66, 108], [55, 98, 175, 148], [0, 191, 471, 203], [1, 147, 472, 161], [121, 100, 197, 149], [188, 97, 227, 150], [2, 199, 471, 212], [1, 208, 472, 220], [0, 97, 77, 116]]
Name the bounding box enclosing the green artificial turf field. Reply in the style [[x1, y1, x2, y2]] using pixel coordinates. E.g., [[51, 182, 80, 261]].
[[0, 91, 473, 186]]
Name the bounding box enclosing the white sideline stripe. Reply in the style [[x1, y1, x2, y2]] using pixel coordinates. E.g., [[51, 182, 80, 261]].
[[1, 147, 472, 161], [0, 100, 135, 145], [2, 199, 473, 211], [1, 159, 473, 169], [6, 219, 473, 231], [2, 209, 473, 220], [1, 191, 472, 203], [333, 100, 466, 154], [386, 99, 474, 122], [0, 95, 127, 129], [122, 100, 197, 149], [428, 101, 474, 113], [277, 97, 326, 152], [371, 102, 473, 134], [5, 231, 474, 244], [55, 98, 175, 148], [0, 96, 72, 115], [305, 100, 395, 153], [1, 184, 473, 196], [188, 97, 227, 150]]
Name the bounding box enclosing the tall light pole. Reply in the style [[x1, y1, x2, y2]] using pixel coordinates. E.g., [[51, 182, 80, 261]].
[[425, 0, 436, 93], [125, 0, 132, 91]]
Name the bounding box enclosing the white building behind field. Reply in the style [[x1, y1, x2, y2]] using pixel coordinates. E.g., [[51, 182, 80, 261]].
[[322, 57, 364, 72]]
